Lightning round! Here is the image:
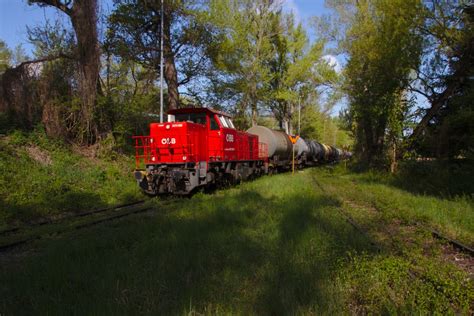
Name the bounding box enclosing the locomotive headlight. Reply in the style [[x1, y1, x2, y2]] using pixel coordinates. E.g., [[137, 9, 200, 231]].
[[150, 138, 153, 144], [151, 156, 156, 162], [182, 156, 187, 160], [166, 125, 171, 129]]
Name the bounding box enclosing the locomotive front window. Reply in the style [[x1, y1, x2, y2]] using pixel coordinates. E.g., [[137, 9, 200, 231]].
[[210, 116, 220, 130], [174, 113, 207, 125]]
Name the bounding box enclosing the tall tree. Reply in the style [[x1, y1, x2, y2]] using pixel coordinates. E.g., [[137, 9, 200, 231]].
[[107, 0, 214, 110], [268, 13, 336, 134], [206, 0, 278, 127], [29, 0, 101, 144], [338, 0, 423, 167], [408, 2, 474, 149]]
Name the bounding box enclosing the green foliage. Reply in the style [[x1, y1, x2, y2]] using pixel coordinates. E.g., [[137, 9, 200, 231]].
[[0, 128, 142, 227], [393, 159, 474, 198], [0, 39, 11, 74], [96, 60, 163, 151], [207, 1, 340, 130], [106, 0, 213, 107], [297, 105, 352, 147], [206, 0, 279, 125], [416, 70, 474, 159], [333, 0, 423, 166]]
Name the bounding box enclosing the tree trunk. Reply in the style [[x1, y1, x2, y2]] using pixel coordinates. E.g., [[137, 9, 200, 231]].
[[70, 0, 100, 143], [390, 139, 397, 174], [163, 8, 179, 110], [30, 0, 101, 144]]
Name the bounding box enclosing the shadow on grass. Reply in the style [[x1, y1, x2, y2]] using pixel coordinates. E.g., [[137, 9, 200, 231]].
[[1, 189, 377, 314], [350, 160, 474, 199], [1, 190, 108, 225]]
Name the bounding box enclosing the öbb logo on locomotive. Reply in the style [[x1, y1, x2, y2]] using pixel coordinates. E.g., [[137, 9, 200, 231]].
[[225, 134, 234, 142], [133, 107, 350, 196], [161, 137, 176, 145]]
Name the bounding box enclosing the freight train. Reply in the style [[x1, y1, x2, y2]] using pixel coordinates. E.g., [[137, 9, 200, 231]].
[[133, 107, 350, 195]]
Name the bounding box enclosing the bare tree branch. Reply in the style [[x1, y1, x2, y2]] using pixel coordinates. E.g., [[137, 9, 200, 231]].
[[29, 0, 72, 15]]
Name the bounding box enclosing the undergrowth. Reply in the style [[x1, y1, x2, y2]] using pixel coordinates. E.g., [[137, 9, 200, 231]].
[[0, 127, 141, 228]]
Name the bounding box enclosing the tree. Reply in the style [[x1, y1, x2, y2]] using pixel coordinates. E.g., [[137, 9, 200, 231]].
[[11, 45, 29, 66], [0, 40, 11, 75], [107, 0, 214, 110], [206, 0, 279, 127], [268, 13, 337, 134], [336, 0, 423, 167], [29, 0, 101, 144], [408, 2, 474, 155]]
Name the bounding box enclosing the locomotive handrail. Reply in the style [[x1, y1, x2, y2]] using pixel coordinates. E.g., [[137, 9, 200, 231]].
[[133, 136, 152, 169]]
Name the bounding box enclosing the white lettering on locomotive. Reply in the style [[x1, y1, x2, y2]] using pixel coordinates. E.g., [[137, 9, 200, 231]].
[[226, 134, 234, 142], [161, 137, 176, 145]]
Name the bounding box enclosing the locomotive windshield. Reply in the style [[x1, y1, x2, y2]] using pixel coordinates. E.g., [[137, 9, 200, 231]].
[[218, 115, 235, 129], [173, 113, 207, 125]]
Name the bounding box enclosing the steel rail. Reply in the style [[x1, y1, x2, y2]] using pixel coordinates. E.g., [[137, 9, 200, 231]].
[[0, 199, 179, 253], [0, 200, 146, 237], [311, 173, 474, 257]]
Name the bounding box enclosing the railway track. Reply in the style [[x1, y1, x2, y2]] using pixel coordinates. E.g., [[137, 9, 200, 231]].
[[0, 198, 179, 253], [311, 174, 382, 252], [0, 200, 146, 238], [310, 173, 474, 257]]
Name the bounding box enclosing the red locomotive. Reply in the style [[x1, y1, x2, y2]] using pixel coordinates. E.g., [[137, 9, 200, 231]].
[[134, 107, 349, 195], [133, 107, 268, 195]]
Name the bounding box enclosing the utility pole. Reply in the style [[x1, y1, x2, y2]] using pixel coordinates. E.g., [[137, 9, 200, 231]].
[[159, 0, 164, 123], [298, 97, 301, 135]]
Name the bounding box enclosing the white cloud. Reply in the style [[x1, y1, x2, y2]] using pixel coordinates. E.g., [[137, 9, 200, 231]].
[[322, 54, 342, 73]]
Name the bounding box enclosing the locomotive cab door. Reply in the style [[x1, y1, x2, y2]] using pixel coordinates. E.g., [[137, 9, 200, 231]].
[[219, 116, 238, 161], [207, 114, 223, 161]]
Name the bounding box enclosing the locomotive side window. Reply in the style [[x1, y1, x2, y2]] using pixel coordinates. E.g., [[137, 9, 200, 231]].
[[174, 113, 207, 125], [210, 116, 220, 130]]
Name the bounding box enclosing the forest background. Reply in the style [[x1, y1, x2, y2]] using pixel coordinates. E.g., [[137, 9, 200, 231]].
[[0, 0, 472, 170]]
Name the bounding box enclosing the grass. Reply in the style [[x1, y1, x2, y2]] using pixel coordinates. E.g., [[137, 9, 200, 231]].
[[0, 128, 142, 229], [321, 164, 474, 245], [1, 165, 473, 314]]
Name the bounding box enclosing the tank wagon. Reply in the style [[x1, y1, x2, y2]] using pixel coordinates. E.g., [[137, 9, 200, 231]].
[[134, 107, 350, 195]]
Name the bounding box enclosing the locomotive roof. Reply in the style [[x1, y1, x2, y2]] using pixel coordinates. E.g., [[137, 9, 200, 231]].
[[168, 107, 232, 118]]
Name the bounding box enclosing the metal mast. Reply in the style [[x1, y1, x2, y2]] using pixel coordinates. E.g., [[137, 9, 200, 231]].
[[159, 0, 164, 123], [298, 98, 301, 135]]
